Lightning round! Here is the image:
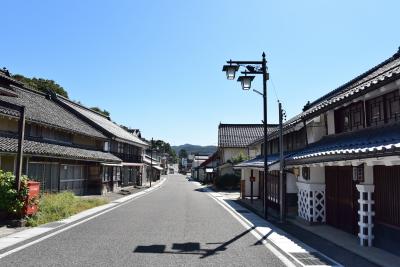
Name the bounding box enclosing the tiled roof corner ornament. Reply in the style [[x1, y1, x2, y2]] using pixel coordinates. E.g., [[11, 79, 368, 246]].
[[1, 67, 11, 77], [47, 89, 58, 100], [394, 46, 400, 59], [302, 100, 311, 112]]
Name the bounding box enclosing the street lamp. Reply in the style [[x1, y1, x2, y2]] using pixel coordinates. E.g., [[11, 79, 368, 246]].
[[237, 74, 255, 90], [222, 62, 240, 80], [222, 52, 270, 220]]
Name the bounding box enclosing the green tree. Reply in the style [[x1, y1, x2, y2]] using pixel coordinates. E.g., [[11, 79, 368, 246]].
[[179, 149, 188, 159], [228, 152, 249, 164], [90, 107, 110, 117], [12, 74, 68, 98]]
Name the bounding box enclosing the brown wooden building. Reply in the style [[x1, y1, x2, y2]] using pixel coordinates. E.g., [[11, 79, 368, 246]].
[[54, 94, 149, 193], [0, 69, 121, 195]]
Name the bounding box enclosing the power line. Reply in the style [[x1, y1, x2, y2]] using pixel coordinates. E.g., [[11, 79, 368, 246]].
[[270, 78, 280, 102]]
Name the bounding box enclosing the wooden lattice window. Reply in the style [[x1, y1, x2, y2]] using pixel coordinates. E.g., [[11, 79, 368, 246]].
[[335, 101, 364, 133], [366, 96, 385, 126], [385, 90, 400, 123]]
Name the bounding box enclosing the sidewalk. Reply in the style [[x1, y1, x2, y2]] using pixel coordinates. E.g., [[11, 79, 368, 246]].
[[210, 188, 399, 267], [0, 177, 164, 241]]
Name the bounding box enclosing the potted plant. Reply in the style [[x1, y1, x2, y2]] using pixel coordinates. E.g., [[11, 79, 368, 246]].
[[0, 170, 38, 225]]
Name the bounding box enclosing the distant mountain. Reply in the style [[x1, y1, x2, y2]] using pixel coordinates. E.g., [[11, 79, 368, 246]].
[[172, 144, 217, 156]]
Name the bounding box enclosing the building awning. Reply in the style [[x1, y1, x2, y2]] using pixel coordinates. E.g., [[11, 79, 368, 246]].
[[122, 162, 143, 167], [234, 153, 285, 170], [143, 157, 160, 165], [152, 165, 163, 171], [287, 123, 400, 165], [101, 163, 123, 167]]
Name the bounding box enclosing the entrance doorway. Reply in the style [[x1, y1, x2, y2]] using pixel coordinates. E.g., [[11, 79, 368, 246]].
[[325, 166, 358, 234]]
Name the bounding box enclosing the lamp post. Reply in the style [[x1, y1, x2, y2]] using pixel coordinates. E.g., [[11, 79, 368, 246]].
[[222, 52, 269, 219]]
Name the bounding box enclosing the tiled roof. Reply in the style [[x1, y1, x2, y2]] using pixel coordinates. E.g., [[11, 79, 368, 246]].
[[268, 49, 400, 140], [199, 152, 218, 167], [218, 124, 277, 148], [287, 123, 400, 164], [0, 87, 106, 139], [234, 154, 281, 169], [0, 135, 121, 162], [58, 97, 148, 147], [0, 106, 19, 117]]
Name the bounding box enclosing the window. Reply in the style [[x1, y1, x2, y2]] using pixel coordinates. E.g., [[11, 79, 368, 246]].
[[112, 166, 121, 181], [0, 156, 15, 173], [103, 141, 110, 152], [366, 96, 385, 126], [352, 164, 364, 182], [28, 124, 42, 138], [385, 90, 400, 123], [117, 143, 124, 153], [302, 167, 310, 180], [335, 101, 364, 133], [102, 166, 110, 182]]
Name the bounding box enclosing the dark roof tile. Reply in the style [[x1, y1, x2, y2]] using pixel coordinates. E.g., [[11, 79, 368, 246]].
[[0, 135, 120, 162], [218, 124, 277, 148], [59, 97, 148, 147], [287, 123, 400, 164], [0, 87, 106, 139]]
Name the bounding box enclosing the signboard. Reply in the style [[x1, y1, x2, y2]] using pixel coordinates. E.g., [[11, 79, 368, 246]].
[[181, 158, 187, 167], [205, 168, 214, 173]]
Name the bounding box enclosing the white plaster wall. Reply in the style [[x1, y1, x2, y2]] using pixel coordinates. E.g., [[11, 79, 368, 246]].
[[364, 165, 374, 184], [286, 172, 297, 193], [306, 115, 327, 144], [310, 166, 325, 183], [222, 148, 247, 163], [248, 143, 262, 158], [297, 166, 325, 183], [243, 168, 260, 197], [326, 110, 335, 135]]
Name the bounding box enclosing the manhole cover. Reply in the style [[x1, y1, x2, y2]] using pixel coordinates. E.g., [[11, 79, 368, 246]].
[[290, 252, 338, 266]]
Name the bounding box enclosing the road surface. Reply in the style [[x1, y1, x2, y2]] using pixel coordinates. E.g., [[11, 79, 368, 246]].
[[1, 174, 287, 266]]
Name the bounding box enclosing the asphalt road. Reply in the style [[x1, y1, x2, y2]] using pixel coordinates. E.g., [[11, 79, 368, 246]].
[[1, 174, 286, 267]]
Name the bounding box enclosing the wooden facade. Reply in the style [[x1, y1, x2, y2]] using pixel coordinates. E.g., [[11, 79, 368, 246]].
[[325, 166, 358, 234]]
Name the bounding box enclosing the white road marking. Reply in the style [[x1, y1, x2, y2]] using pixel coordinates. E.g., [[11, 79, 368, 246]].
[[203, 186, 342, 267], [0, 178, 166, 259]]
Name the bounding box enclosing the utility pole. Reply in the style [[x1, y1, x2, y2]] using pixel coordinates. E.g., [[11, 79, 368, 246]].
[[150, 138, 153, 187], [250, 169, 254, 204], [15, 106, 26, 191], [279, 102, 286, 223]]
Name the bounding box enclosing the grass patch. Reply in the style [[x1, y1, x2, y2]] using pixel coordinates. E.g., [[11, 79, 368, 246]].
[[26, 192, 108, 227]]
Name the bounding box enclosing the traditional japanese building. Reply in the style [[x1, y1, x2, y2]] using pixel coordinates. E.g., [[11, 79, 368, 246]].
[[54, 94, 149, 193], [217, 123, 276, 176], [0, 69, 121, 195], [236, 48, 400, 255]]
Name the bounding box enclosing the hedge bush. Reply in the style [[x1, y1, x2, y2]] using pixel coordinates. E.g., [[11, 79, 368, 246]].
[[0, 170, 29, 217], [215, 174, 240, 190], [26, 192, 109, 226]]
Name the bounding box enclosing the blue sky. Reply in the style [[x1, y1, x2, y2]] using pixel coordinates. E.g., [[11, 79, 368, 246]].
[[1, 0, 399, 146]]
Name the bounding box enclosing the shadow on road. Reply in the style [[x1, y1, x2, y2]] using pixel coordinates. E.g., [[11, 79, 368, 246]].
[[133, 227, 256, 259]]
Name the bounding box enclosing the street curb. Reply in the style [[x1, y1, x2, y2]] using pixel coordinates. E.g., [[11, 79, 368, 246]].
[[202, 186, 342, 267], [0, 177, 167, 253]]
